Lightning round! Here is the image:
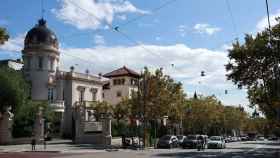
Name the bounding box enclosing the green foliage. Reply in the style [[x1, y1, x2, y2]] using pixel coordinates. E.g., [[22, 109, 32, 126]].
[[12, 101, 54, 138], [225, 17, 280, 121], [184, 96, 249, 136], [0, 27, 9, 44], [89, 101, 113, 121], [113, 98, 132, 123], [111, 120, 138, 137], [0, 66, 29, 113], [12, 100, 37, 137], [130, 67, 186, 122]]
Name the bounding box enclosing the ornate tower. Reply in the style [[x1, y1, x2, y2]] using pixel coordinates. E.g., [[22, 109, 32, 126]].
[[22, 19, 60, 101]]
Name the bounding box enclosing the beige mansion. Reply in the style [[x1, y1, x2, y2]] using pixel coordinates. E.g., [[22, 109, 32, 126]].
[[3, 19, 140, 137]]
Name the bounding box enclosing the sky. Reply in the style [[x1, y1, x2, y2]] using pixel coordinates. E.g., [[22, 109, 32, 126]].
[[0, 0, 280, 112]]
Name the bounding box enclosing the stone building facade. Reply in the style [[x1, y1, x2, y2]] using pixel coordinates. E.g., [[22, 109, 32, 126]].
[[6, 18, 140, 138], [103, 66, 140, 105]]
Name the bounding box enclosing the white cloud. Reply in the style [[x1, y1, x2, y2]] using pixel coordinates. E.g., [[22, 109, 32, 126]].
[[60, 44, 227, 83], [256, 9, 280, 31], [177, 25, 188, 37], [0, 33, 25, 52], [193, 23, 221, 35], [53, 0, 149, 30], [221, 44, 233, 51], [116, 15, 127, 20], [94, 34, 105, 45]]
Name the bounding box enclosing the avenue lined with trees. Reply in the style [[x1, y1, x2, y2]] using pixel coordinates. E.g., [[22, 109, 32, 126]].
[[1, 18, 280, 147]]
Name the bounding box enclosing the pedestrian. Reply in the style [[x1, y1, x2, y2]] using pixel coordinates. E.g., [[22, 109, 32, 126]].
[[43, 134, 48, 150], [197, 135, 204, 151], [31, 138, 36, 151]]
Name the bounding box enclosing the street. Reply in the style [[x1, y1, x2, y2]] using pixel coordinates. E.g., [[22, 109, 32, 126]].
[[0, 140, 279, 158]]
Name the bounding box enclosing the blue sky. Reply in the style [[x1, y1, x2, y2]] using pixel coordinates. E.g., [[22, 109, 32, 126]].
[[1, 0, 280, 112]]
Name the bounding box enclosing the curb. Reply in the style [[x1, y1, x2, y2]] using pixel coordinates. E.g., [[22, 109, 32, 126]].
[[24, 150, 61, 153]]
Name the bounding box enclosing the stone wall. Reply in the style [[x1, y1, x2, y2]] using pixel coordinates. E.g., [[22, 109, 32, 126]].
[[0, 112, 12, 145], [73, 104, 112, 145]]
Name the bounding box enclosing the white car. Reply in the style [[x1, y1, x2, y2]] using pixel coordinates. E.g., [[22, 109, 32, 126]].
[[207, 136, 226, 149], [177, 135, 186, 145]]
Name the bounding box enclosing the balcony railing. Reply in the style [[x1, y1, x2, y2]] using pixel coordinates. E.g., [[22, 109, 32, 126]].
[[49, 100, 64, 112], [74, 101, 98, 108]]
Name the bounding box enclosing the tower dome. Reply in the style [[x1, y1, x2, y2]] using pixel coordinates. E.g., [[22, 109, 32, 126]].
[[23, 19, 59, 54]]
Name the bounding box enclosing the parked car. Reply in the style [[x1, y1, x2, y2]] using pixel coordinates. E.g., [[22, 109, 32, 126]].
[[224, 136, 231, 143], [268, 136, 278, 141], [231, 136, 238, 142], [257, 136, 265, 141], [177, 135, 186, 146], [157, 135, 179, 148], [207, 136, 226, 149], [241, 136, 249, 141], [181, 135, 200, 149], [237, 137, 242, 141]]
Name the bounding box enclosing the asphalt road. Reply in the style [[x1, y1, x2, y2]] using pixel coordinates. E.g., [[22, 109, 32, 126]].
[[0, 140, 279, 158]]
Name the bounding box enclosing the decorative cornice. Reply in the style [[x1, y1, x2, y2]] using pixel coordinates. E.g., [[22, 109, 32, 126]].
[[22, 46, 59, 55]]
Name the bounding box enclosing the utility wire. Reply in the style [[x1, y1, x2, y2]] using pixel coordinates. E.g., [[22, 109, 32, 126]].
[[225, 0, 239, 39], [67, 0, 170, 66], [118, 0, 178, 28], [265, 0, 272, 31], [67, 0, 114, 30]]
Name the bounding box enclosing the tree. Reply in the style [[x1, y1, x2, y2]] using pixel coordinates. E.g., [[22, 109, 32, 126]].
[[183, 95, 249, 136], [89, 101, 113, 121], [128, 67, 186, 146], [0, 67, 29, 114], [113, 98, 132, 124], [12, 101, 52, 137], [130, 67, 186, 122], [225, 17, 280, 121], [0, 27, 9, 44]]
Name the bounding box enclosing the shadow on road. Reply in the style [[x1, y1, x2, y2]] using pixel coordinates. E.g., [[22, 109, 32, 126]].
[[243, 141, 280, 146], [155, 151, 222, 158], [154, 148, 280, 158]]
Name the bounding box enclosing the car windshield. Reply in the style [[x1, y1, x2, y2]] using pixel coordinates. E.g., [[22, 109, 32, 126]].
[[161, 135, 171, 140], [210, 136, 221, 141], [187, 135, 197, 140]]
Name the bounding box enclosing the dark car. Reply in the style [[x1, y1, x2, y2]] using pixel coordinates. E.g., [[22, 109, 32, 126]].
[[241, 136, 249, 141], [182, 135, 200, 149], [268, 136, 278, 141], [157, 135, 179, 149]]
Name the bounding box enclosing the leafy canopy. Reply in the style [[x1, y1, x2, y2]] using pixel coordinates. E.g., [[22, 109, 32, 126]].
[[0, 66, 29, 113], [225, 17, 280, 120], [0, 27, 9, 44]]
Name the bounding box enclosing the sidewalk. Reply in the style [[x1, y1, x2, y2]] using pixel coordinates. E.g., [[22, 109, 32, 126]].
[[0, 139, 114, 153]]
